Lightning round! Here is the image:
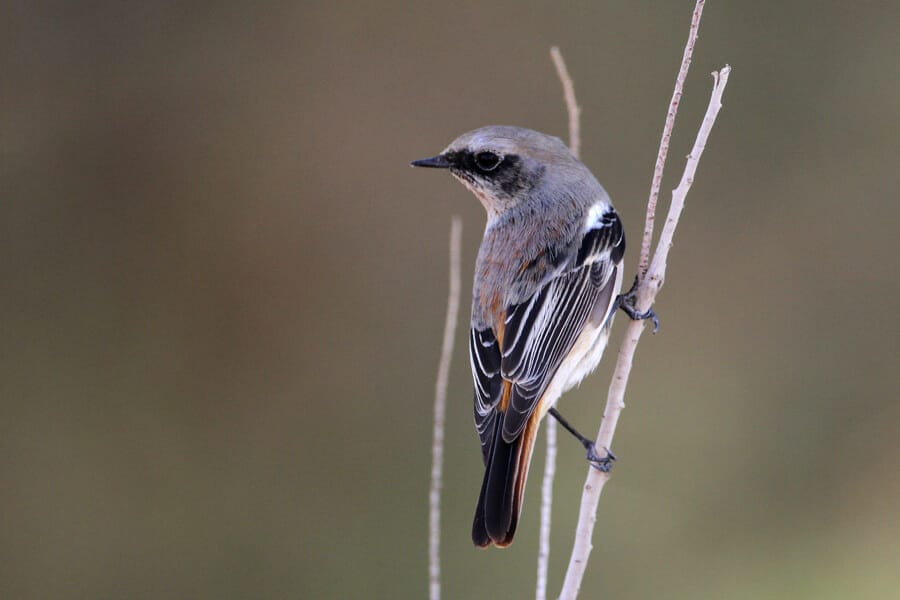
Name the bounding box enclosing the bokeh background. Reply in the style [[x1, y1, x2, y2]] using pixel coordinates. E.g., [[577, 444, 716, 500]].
[[2, 1, 898, 598]]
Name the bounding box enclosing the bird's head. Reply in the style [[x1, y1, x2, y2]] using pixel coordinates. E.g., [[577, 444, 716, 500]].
[[412, 126, 588, 219]]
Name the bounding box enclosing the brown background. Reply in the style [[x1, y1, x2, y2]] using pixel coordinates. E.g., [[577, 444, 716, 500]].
[[2, 1, 898, 598]]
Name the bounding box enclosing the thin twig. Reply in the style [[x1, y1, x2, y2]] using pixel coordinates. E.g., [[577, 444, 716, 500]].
[[550, 47, 581, 159], [647, 67, 730, 299], [639, 0, 706, 277], [558, 4, 730, 597], [429, 216, 462, 600], [536, 405, 557, 600], [538, 46, 582, 600]]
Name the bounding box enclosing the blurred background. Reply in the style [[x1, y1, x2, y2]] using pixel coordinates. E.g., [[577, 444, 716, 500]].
[[2, 1, 898, 598]]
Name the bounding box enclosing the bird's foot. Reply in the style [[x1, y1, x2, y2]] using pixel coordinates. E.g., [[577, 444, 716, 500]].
[[584, 442, 616, 473], [615, 275, 660, 333]]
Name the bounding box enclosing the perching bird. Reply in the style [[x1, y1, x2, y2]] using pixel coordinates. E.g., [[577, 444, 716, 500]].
[[412, 126, 654, 548]]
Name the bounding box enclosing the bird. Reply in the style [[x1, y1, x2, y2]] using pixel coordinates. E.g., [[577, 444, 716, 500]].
[[412, 126, 655, 548]]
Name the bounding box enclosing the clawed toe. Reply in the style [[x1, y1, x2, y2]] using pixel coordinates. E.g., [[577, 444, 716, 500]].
[[585, 443, 616, 473], [616, 276, 660, 333]]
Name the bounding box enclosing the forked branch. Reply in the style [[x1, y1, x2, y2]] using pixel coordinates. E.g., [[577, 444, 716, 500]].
[[558, 1, 730, 597]]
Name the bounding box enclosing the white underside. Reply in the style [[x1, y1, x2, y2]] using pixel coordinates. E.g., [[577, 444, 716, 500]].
[[536, 263, 624, 420]]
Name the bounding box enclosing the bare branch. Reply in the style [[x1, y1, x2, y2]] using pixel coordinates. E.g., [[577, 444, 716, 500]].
[[639, 0, 706, 277], [647, 67, 731, 293], [536, 405, 557, 600], [429, 216, 462, 600], [550, 47, 581, 159], [559, 64, 730, 600], [558, 3, 730, 596], [536, 46, 582, 600]]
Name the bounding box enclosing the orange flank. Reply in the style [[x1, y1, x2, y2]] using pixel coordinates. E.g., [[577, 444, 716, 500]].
[[494, 313, 509, 412], [498, 380, 512, 413]]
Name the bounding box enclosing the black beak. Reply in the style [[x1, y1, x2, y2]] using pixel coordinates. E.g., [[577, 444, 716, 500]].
[[411, 154, 452, 169]]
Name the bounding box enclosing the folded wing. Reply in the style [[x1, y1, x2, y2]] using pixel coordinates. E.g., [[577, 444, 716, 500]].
[[470, 208, 625, 451]]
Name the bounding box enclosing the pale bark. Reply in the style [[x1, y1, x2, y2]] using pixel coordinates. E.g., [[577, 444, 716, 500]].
[[536, 46, 583, 600], [558, 1, 730, 596], [429, 216, 462, 600]]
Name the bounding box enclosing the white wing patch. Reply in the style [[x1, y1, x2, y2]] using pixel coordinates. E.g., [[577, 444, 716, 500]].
[[584, 202, 611, 232]]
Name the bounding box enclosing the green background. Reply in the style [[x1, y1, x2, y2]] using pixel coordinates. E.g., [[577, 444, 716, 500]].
[[2, 1, 898, 598]]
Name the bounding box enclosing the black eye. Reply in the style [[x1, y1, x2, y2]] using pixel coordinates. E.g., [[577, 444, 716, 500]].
[[474, 151, 502, 172]]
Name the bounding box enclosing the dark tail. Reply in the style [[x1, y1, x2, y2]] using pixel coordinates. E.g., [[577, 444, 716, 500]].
[[472, 412, 539, 547]]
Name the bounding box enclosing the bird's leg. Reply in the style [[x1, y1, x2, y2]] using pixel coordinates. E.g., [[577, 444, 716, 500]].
[[548, 407, 616, 473], [614, 275, 660, 333]]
